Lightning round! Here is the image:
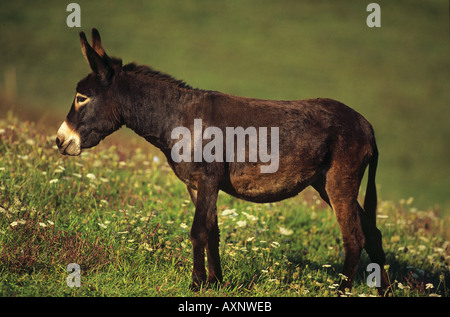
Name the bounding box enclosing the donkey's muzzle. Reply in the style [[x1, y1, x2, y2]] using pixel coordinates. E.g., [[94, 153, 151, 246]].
[[56, 121, 81, 156]]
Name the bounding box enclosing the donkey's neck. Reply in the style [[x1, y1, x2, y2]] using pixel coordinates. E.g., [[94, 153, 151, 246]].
[[117, 66, 205, 154]]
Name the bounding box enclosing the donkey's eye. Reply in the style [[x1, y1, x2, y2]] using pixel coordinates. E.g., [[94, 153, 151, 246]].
[[76, 96, 87, 103], [74, 93, 90, 110]]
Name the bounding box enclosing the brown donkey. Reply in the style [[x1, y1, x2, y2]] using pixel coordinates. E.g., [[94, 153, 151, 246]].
[[56, 29, 390, 293]]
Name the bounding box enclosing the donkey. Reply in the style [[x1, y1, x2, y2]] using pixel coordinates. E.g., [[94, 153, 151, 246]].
[[56, 28, 390, 293]]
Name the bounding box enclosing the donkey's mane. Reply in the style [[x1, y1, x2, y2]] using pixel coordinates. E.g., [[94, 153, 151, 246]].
[[123, 62, 194, 90]]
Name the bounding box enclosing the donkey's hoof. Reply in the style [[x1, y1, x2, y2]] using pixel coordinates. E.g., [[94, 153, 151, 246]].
[[207, 275, 223, 286], [377, 284, 394, 297], [189, 280, 206, 291]]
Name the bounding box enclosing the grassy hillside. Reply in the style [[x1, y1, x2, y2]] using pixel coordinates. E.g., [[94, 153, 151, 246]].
[[0, 114, 448, 297], [0, 0, 449, 212]]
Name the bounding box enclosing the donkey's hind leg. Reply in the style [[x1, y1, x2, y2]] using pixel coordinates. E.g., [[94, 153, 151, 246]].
[[314, 176, 390, 294], [323, 168, 366, 292], [358, 203, 390, 293]]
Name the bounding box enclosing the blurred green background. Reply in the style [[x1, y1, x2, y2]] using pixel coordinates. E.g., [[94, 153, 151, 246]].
[[0, 0, 448, 213]]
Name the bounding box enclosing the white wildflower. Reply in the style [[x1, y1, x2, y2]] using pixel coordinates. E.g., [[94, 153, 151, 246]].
[[270, 241, 280, 248], [10, 219, 25, 227], [338, 273, 349, 281], [221, 208, 238, 217], [142, 242, 153, 251], [242, 211, 257, 221], [279, 226, 293, 236], [269, 279, 280, 284]]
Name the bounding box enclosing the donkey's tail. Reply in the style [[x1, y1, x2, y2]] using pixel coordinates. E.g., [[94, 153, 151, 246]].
[[363, 142, 379, 225]]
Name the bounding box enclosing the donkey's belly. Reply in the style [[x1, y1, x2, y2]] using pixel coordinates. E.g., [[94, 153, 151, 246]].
[[220, 162, 318, 203]]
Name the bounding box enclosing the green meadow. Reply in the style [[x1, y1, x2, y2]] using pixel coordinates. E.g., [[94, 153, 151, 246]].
[[0, 1, 449, 297]]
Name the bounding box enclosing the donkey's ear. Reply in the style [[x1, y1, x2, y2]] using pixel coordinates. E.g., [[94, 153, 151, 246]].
[[90, 28, 122, 72], [79, 31, 113, 82], [91, 28, 107, 58]]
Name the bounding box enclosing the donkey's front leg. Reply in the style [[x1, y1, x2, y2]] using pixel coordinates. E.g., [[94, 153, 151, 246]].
[[189, 178, 221, 289], [205, 208, 222, 284]]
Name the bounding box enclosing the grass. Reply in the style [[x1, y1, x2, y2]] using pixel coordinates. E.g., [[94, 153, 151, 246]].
[[1, 113, 449, 297]]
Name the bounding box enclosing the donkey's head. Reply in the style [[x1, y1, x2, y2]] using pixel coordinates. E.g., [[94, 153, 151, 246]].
[[56, 28, 123, 155]]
